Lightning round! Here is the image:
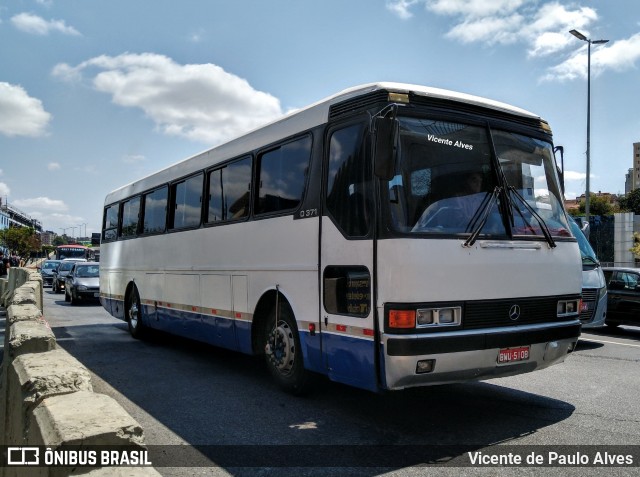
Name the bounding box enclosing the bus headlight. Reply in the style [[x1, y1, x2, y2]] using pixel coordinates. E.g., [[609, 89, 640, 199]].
[[416, 307, 461, 327], [388, 306, 462, 330], [557, 299, 580, 317]]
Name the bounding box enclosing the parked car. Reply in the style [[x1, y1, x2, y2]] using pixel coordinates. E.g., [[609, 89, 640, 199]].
[[603, 267, 640, 328], [568, 218, 607, 328], [52, 260, 83, 293], [64, 262, 100, 305], [39, 260, 61, 287]]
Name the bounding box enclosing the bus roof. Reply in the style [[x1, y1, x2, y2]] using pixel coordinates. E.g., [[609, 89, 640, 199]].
[[105, 82, 542, 204]]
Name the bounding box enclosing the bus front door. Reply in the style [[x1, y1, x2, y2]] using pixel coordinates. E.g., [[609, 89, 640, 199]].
[[320, 218, 378, 392]]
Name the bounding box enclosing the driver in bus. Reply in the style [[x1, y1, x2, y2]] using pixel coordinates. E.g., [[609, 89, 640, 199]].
[[412, 171, 486, 232]]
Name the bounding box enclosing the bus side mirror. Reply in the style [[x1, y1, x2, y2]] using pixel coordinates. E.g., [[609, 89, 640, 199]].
[[373, 116, 398, 181]]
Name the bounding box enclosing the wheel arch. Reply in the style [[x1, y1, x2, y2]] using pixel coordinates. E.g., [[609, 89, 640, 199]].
[[251, 288, 296, 356], [124, 280, 139, 322]]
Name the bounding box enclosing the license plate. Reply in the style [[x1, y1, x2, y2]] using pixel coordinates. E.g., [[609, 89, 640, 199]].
[[497, 346, 530, 364], [94, 293, 100, 298]]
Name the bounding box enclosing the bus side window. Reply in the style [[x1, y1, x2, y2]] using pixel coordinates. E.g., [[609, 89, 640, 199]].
[[120, 197, 141, 238], [255, 135, 311, 215], [207, 156, 252, 222], [170, 173, 204, 229], [103, 204, 119, 241], [326, 123, 371, 237], [142, 186, 168, 234]]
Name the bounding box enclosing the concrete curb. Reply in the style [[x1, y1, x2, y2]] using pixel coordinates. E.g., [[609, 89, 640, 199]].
[[0, 268, 162, 476]]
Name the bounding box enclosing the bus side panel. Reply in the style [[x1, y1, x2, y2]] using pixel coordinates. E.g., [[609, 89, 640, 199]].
[[323, 333, 378, 392]]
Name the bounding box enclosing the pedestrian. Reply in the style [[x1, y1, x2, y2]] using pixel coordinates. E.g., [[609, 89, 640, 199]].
[[0, 251, 9, 277]]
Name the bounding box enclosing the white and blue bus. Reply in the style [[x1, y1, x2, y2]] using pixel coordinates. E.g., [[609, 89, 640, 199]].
[[100, 83, 582, 394]]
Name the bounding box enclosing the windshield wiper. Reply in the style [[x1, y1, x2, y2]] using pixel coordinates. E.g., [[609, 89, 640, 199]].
[[507, 186, 556, 248], [463, 186, 502, 247]]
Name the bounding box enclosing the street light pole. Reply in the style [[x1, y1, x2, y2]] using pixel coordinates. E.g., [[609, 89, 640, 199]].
[[569, 29, 608, 224]]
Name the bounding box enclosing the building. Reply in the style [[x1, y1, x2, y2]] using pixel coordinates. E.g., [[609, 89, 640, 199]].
[[626, 168, 634, 194], [0, 206, 9, 231], [40, 231, 55, 246], [0, 198, 43, 232], [633, 142, 640, 191]]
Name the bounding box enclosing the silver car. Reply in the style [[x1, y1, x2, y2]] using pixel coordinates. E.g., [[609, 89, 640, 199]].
[[569, 219, 607, 328], [64, 262, 100, 305]]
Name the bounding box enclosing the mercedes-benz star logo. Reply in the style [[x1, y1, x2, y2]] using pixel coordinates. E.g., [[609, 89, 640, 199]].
[[508, 304, 521, 321]]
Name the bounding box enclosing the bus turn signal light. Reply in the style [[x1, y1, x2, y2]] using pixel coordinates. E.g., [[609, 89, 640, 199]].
[[389, 310, 416, 328]]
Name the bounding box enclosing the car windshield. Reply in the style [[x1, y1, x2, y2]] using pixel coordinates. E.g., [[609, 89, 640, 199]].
[[386, 117, 570, 239], [75, 265, 99, 278], [59, 262, 75, 271], [568, 219, 599, 266], [42, 262, 59, 270]]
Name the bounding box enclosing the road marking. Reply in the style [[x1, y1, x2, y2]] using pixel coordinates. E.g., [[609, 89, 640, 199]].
[[580, 337, 640, 348]]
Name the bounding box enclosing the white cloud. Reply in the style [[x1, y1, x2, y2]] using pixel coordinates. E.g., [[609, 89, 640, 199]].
[[0, 82, 52, 137], [386, 1, 640, 83], [52, 53, 284, 144], [29, 212, 86, 233], [0, 183, 10, 198], [426, 0, 525, 18], [386, 0, 420, 20], [445, 13, 524, 45], [13, 197, 68, 211], [542, 34, 640, 82], [48, 162, 61, 171], [563, 170, 587, 182], [11, 12, 80, 36]]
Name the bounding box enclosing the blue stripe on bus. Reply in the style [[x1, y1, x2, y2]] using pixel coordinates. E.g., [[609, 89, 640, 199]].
[[102, 297, 382, 392]]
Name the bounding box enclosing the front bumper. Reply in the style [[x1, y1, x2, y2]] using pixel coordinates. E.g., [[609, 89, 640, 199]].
[[382, 321, 581, 390]]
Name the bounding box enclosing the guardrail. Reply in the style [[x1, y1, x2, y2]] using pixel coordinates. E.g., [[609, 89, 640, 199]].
[[0, 268, 161, 476]]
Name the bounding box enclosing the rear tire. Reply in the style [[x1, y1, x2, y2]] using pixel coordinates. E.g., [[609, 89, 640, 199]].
[[127, 287, 145, 339], [263, 303, 310, 395]]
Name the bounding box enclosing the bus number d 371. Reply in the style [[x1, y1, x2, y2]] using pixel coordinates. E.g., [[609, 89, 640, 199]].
[[497, 346, 530, 364]]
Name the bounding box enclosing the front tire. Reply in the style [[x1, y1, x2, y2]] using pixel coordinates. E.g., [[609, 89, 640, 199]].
[[264, 303, 309, 395], [127, 287, 145, 339], [64, 288, 70, 302]]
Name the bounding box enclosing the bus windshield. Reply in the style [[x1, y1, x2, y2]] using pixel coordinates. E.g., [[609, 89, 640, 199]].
[[387, 117, 570, 239], [56, 246, 88, 260]]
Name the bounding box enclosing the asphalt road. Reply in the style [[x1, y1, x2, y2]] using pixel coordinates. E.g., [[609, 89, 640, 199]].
[[14, 289, 640, 476]]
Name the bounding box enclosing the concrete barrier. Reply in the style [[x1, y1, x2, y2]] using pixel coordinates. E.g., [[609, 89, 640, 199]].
[[0, 268, 161, 476]]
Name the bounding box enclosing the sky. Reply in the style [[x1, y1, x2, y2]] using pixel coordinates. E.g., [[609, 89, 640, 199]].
[[1, 0, 639, 238]]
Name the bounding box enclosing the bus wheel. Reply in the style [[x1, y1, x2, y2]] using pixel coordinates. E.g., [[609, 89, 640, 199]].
[[127, 287, 145, 339], [264, 305, 309, 395]]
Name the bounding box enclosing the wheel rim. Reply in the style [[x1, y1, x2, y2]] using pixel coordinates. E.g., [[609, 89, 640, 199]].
[[129, 298, 139, 329], [266, 320, 295, 376]]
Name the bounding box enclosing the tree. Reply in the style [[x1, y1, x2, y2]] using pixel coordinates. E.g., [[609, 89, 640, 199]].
[[0, 227, 41, 257], [578, 193, 615, 216], [632, 233, 640, 259], [619, 188, 640, 214]]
